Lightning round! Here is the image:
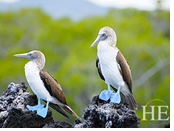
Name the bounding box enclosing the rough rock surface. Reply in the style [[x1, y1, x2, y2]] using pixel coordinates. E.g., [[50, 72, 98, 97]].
[[43, 121, 72, 128], [74, 96, 140, 128], [0, 82, 72, 128], [0, 82, 140, 128]]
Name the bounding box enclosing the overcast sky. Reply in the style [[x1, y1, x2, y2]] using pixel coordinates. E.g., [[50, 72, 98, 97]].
[[86, 0, 170, 10]]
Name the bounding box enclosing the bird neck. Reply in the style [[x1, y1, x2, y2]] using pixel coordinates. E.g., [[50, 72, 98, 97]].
[[25, 61, 44, 71], [32, 59, 45, 70]]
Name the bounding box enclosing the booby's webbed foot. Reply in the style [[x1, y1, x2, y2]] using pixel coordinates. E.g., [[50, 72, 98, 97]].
[[37, 101, 49, 118], [110, 86, 121, 103], [37, 107, 48, 118], [110, 92, 121, 103], [27, 98, 44, 111], [27, 104, 45, 111], [99, 89, 114, 101]]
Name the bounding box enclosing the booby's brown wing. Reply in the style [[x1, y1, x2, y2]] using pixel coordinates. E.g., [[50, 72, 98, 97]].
[[116, 50, 133, 93], [40, 69, 81, 119], [115, 50, 138, 110], [40, 69, 68, 105], [40, 69, 69, 118], [96, 57, 105, 81], [39, 69, 69, 118]]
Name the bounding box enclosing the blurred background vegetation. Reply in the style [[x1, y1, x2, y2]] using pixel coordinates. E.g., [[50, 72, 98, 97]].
[[0, 2, 169, 128]]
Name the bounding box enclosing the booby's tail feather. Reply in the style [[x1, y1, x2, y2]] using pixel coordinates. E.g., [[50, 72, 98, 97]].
[[62, 105, 81, 120], [120, 92, 138, 110]]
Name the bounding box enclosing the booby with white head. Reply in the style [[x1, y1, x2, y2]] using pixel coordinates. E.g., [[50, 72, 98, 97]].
[[90, 27, 137, 110], [14, 50, 80, 118]]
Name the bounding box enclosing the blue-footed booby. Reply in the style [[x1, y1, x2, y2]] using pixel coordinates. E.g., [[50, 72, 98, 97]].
[[14, 50, 80, 118], [90, 26, 137, 110]]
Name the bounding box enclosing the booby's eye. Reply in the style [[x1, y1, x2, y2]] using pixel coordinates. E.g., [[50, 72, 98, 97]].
[[101, 33, 106, 37], [27, 53, 35, 60], [100, 33, 107, 40], [27, 53, 33, 57]]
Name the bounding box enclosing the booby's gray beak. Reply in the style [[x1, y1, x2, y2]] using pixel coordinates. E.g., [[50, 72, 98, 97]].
[[90, 35, 102, 48], [13, 52, 32, 60]]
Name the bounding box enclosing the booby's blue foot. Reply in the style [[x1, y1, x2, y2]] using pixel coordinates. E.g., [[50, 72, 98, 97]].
[[27, 104, 44, 111], [27, 98, 44, 111], [110, 92, 121, 103], [37, 101, 49, 118], [37, 107, 48, 118], [110, 86, 121, 103], [99, 83, 114, 101], [99, 89, 114, 101]]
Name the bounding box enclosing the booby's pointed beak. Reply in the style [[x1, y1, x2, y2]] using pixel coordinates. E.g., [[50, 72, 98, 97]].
[[90, 35, 102, 48], [13, 52, 32, 60]]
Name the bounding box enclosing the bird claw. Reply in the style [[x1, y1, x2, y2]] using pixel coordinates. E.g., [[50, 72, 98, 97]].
[[99, 89, 114, 101]]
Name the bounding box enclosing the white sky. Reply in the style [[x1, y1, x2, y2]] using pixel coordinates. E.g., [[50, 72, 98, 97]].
[[0, 0, 19, 3], [87, 0, 170, 10]]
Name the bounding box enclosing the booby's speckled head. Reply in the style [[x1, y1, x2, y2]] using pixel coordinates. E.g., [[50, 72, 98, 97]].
[[14, 50, 45, 70], [90, 26, 117, 48]]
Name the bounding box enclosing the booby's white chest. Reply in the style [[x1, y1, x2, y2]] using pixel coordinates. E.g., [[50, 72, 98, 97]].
[[97, 41, 125, 87], [24, 61, 52, 101]]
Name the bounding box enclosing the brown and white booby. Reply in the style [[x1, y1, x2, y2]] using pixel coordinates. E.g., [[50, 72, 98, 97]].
[[90, 26, 137, 110], [14, 50, 80, 118]]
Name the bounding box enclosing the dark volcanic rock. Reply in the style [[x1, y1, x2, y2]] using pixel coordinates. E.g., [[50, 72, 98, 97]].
[[43, 121, 72, 128], [0, 82, 72, 128], [74, 96, 140, 128], [0, 82, 140, 128]]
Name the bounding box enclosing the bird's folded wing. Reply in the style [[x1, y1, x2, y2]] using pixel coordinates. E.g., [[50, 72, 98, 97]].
[[39, 69, 68, 105], [116, 50, 133, 93]]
